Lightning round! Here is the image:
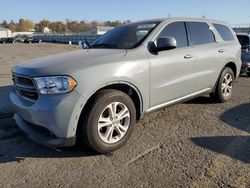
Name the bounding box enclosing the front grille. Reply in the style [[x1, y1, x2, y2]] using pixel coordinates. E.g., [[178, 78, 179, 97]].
[[13, 74, 39, 100]]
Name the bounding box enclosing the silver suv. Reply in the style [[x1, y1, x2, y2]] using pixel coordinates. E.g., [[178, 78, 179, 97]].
[[10, 18, 241, 153]]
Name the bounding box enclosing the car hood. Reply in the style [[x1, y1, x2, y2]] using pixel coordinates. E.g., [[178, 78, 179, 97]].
[[12, 49, 127, 77]]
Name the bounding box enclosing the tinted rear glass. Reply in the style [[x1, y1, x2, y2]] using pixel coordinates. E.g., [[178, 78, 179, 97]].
[[158, 22, 188, 48], [237, 35, 249, 46], [187, 22, 215, 45], [213, 24, 235, 41]]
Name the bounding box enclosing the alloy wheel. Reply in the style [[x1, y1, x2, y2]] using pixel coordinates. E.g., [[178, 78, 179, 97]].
[[97, 102, 130, 144], [221, 73, 233, 98]]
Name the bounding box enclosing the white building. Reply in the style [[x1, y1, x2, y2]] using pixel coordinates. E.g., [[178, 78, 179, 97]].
[[0, 27, 12, 38], [81, 26, 114, 35], [43, 27, 51, 33]]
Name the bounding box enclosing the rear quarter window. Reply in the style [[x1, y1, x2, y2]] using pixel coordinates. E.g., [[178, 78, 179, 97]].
[[213, 24, 235, 41]]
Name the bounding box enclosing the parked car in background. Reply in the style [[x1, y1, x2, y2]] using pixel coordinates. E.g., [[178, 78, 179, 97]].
[[10, 18, 241, 153], [24, 37, 42, 43], [5, 37, 16, 44], [15, 35, 26, 43], [237, 34, 250, 76], [0, 38, 6, 44]]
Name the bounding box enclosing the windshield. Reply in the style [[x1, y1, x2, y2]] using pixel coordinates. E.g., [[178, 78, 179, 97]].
[[90, 21, 160, 49]]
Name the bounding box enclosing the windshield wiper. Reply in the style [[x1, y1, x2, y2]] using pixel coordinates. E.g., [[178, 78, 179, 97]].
[[91, 43, 118, 49]]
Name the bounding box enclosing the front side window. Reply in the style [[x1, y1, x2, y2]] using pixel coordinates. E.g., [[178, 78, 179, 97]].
[[158, 22, 188, 48], [91, 21, 159, 49], [213, 24, 235, 41], [187, 22, 215, 45]]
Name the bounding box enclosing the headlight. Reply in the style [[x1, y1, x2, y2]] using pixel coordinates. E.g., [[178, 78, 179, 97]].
[[34, 76, 77, 94]]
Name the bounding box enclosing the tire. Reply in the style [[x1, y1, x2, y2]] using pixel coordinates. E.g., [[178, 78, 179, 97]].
[[211, 67, 235, 103], [247, 73, 250, 77], [79, 89, 136, 153]]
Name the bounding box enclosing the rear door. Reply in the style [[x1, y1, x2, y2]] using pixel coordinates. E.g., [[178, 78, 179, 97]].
[[186, 22, 227, 92]]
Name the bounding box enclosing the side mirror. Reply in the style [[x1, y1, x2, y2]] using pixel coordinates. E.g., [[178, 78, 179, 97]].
[[156, 37, 177, 52]]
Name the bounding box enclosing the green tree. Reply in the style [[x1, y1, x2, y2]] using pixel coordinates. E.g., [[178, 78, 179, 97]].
[[66, 20, 93, 33], [7, 20, 17, 32], [103, 20, 123, 27], [17, 19, 35, 31], [49, 22, 65, 33], [35, 19, 50, 32], [110, 20, 123, 27], [1, 20, 8, 28]]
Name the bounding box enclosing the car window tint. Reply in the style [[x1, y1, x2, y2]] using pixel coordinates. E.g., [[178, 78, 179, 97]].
[[158, 22, 188, 48], [213, 24, 235, 41], [187, 22, 215, 45], [237, 35, 249, 46]]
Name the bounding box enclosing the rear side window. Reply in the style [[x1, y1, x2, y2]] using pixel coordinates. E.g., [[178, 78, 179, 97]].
[[187, 22, 215, 45], [237, 35, 249, 46], [158, 22, 188, 48], [213, 24, 235, 41]]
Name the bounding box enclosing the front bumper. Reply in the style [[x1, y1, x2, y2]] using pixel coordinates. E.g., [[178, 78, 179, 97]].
[[10, 87, 85, 148], [14, 114, 75, 148]]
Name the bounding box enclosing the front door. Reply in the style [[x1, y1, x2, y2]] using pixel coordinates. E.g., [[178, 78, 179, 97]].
[[148, 22, 196, 108]]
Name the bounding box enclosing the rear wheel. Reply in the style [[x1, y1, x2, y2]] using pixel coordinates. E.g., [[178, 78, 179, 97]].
[[211, 67, 235, 103], [79, 89, 136, 153]]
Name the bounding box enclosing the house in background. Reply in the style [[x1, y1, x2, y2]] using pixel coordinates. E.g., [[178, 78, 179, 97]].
[[81, 26, 114, 35], [43, 27, 51, 33], [0, 27, 12, 38]]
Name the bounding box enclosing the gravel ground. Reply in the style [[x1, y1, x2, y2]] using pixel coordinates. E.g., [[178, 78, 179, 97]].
[[0, 43, 250, 188]]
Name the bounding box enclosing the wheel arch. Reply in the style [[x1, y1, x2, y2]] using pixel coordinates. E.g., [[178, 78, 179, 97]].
[[78, 81, 143, 123], [212, 61, 237, 93], [75, 81, 143, 143], [224, 62, 237, 78]]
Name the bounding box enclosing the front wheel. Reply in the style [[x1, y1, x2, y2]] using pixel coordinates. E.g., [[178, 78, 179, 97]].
[[211, 67, 235, 103], [79, 89, 136, 153]]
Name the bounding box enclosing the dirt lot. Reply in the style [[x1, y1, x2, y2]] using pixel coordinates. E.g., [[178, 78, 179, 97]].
[[0, 43, 250, 188]]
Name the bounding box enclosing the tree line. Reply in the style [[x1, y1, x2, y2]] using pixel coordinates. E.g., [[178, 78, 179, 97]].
[[0, 19, 131, 33]]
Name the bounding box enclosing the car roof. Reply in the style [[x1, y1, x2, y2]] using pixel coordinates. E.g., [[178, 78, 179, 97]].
[[131, 17, 230, 25]]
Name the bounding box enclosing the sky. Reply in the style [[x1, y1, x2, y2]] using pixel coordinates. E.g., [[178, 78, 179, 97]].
[[0, 0, 250, 26]]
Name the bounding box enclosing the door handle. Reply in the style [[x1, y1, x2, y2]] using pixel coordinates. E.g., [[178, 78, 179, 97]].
[[218, 49, 225, 53], [184, 55, 193, 59]]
